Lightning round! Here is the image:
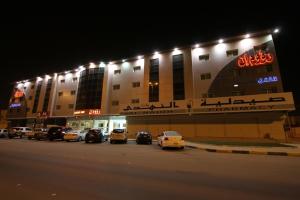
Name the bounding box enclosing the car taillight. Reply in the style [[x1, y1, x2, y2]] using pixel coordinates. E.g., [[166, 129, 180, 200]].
[[164, 137, 168, 140]]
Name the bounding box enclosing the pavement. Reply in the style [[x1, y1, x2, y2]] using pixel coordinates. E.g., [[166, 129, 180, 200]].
[[185, 141, 300, 156], [1, 138, 300, 200]]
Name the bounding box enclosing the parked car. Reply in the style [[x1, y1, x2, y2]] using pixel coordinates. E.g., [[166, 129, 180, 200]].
[[8, 127, 32, 139], [0, 129, 8, 138], [110, 129, 127, 144], [136, 131, 152, 144], [85, 129, 105, 143], [64, 130, 88, 142], [157, 131, 185, 149], [47, 126, 72, 141], [33, 128, 48, 140]]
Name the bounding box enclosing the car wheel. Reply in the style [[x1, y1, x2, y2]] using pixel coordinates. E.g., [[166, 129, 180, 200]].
[[28, 137, 31, 140], [149, 141, 152, 145], [110, 140, 113, 144], [180, 146, 185, 150], [20, 135, 23, 139], [8, 136, 12, 139], [77, 137, 82, 142], [162, 146, 166, 150]]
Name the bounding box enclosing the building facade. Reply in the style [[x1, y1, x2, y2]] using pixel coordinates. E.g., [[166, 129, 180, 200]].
[[7, 30, 295, 140]]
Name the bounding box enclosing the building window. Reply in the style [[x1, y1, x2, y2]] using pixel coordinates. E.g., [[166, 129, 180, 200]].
[[114, 69, 121, 74], [173, 54, 185, 100], [32, 81, 42, 114], [266, 65, 273, 72], [70, 90, 76, 95], [68, 104, 74, 109], [132, 82, 140, 88], [131, 98, 139, 104], [232, 91, 242, 96], [58, 92, 63, 97], [72, 77, 78, 82], [23, 87, 27, 90], [254, 43, 268, 52], [208, 93, 215, 98], [199, 54, 209, 61], [42, 78, 52, 112], [113, 84, 120, 90], [133, 66, 141, 72], [149, 59, 159, 102], [31, 85, 35, 89], [56, 105, 61, 110], [200, 73, 211, 80], [75, 68, 105, 110], [60, 79, 65, 83], [26, 108, 30, 112], [226, 49, 238, 57], [29, 96, 33, 100], [112, 101, 119, 106], [98, 123, 104, 128]]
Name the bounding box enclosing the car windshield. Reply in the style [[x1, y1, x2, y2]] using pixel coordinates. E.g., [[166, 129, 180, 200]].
[[139, 132, 150, 135], [112, 129, 125, 133], [165, 131, 181, 136]]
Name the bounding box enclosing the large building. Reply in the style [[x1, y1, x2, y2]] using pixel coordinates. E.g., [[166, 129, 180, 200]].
[[7, 29, 295, 140]]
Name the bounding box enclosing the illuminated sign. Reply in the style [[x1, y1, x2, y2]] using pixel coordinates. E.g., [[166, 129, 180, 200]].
[[14, 89, 25, 98], [74, 110, 86, 115], [74, 109, 101, 116], [88, 109, 101, 115], [9, 103, 21, 108], [257, 76, 278, 84], [237, 50, 273, 68]]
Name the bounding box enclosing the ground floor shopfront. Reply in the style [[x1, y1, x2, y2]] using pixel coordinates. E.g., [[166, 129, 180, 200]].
[[125, 112, 289, 140], [7, 111, 289, 140]]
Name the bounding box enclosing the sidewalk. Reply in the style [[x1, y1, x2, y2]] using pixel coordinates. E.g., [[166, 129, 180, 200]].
[[185, 141, 300, 157]]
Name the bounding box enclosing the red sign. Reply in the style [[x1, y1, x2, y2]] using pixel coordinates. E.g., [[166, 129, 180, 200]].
[[14, 89, 25, 98], [89, 109, 101, 115], [237, 50, 273, 68]]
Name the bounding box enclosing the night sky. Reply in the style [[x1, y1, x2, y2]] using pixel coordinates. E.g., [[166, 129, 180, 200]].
[[1, 12, 299, 111]]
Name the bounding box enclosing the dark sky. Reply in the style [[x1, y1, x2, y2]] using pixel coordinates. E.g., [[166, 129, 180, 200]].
[[1, 12, 299, 111]]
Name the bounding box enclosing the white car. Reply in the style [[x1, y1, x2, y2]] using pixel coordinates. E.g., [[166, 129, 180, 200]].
[[8, 127, 33, 139], [157, 131, 185, 149], [64, 130, 88, 142], [0, 129, 8, 138]]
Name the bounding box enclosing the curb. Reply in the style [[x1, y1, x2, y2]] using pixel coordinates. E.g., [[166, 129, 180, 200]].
[[186, 145, 300, 157]]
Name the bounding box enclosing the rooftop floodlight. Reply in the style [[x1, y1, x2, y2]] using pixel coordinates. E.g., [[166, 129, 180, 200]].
[[218, 39, 223, 44]]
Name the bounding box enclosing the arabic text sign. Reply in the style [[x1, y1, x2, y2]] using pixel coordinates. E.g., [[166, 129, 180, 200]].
[[197, 92, 295, 112], [257, 76, 278, 84], [237, 50, 273, 68], [9, 103, 21, 108]]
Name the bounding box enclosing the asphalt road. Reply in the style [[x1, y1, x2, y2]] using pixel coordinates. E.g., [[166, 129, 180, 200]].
[[0, 138, 300, 200]]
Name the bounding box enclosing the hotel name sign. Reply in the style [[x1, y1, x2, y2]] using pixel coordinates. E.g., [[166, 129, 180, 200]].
[[237, 50, 273, 68], [120, 92, 295, 116]]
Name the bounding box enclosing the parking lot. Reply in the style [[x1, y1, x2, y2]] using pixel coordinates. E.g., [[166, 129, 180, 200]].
[[1, 138, 300, 200]]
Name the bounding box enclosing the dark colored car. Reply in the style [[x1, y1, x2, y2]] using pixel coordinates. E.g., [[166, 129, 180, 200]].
[[85, 129, 105, 143], [136, 131, 152, 144], [47, 126, 72, 141], [34, 128, 48, 140]]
